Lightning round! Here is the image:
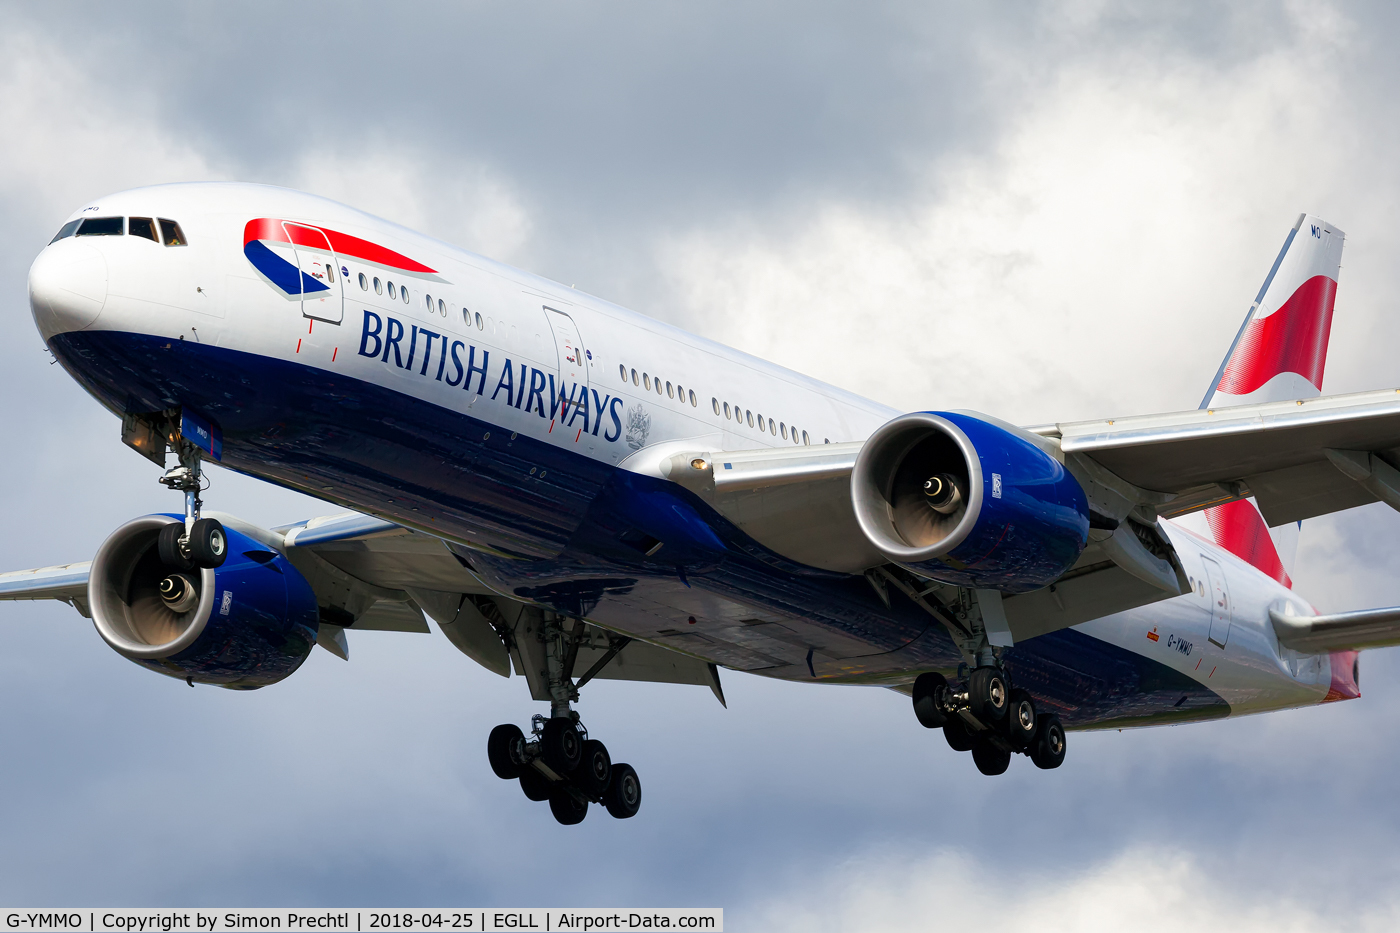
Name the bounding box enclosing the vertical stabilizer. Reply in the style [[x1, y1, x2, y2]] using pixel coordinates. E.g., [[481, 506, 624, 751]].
[[1202, 214, 1344, 409], [1193, 214, 1345, 587]]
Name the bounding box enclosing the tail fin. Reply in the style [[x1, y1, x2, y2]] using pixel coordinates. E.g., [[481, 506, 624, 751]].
[[1194, 213, 1346, 588], [1202, 213, 1344, 409]]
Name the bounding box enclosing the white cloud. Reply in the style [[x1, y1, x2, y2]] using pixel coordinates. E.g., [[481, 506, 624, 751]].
[[655, 1, 1386, 427], [750, 845, 1398, 933]]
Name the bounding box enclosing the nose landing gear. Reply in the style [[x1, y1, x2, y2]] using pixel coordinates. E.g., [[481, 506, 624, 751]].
[[912, 669, 1066, 775], [156, 443, 227, 570]]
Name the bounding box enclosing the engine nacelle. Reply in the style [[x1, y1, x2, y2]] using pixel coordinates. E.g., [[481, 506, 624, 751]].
[[89, 515, 319, 688], [851, 411, 1089, 593]]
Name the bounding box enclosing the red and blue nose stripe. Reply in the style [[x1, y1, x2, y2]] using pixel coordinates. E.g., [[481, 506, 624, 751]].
[[243, 218, 439, 298]]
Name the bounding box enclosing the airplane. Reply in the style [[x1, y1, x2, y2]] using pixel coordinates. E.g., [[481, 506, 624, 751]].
[[8, 184, 1400, 826]]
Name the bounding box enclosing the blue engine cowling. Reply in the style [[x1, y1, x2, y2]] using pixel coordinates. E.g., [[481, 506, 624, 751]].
[[851, 411, 1089, 593], [88, 515, 319, 688]]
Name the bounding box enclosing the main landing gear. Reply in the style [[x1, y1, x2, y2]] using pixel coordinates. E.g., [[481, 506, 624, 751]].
[[154, 440, 227, 610], [913, 669, 1066, 774], [486, 611, 642, 824], [487, 715, 642, 824]]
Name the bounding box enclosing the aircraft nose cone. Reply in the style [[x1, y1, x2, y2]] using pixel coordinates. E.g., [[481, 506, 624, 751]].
[[29, 241, 108, 341]]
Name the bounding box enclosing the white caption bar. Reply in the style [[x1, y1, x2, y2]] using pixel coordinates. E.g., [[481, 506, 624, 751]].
[[1, 912, 721, 933]]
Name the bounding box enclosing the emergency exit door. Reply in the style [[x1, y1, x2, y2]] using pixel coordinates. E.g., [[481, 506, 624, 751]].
[[1201, 555, 1232, 648], [284, 222, 343, 324]]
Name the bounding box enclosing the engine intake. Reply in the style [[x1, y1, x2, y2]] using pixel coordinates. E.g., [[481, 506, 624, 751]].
[[851, 411, 1089, 592], [89, 515, 319, 688]]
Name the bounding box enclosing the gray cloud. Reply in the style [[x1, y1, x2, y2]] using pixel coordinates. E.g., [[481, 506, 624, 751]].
[[3, 0, 1400, 922]]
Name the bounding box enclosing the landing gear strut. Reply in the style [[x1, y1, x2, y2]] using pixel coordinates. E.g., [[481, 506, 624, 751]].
[[486, 613, 643, 824], [911, 668, 1067, 775], [156, 441, 227, 571]]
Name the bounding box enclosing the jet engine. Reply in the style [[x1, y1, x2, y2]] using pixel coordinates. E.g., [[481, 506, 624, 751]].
[[88, 515, 319, 688], [851, 411, 1089, 593]]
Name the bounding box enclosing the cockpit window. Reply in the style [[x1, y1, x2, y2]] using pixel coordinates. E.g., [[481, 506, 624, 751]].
[[158, 219, 186, 246], [49, 220, 81, 244], [77, 217, 124, 237], [128, 217, 158, 242]]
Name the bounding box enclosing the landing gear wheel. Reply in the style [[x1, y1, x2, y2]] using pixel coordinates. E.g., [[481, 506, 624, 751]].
[[541, 717, 583, 774], [575, 739, 612, 798], [519, 768, 552, 802], [1030, 714, 1067, 770], [912, 672, 949, 729], [1006, 689, 1037, 748], [157, 522, 194, 571], [969, 667, 1009, 722], [603, 763, 642, 819], [971, 736, 1011, 775], [187, 518, 228, 568], [549, 788, 589, 825], [487, 723, 527, 779], [943, 716, 975, 752]]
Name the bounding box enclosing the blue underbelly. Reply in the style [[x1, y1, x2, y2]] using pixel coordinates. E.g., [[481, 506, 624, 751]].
[[49, 330, 1228, 727]]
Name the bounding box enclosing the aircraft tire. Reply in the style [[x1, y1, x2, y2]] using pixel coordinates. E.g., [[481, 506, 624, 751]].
[[549, 788, 589, 825], [187, 518, 228, 568], [1006, 689, 1037, 748], [575, 739, 612, 798], [520, 768, 553, 802], [603, 763, 642, 819], [541, 717, 583, 774], [912, 672, 949, 728], [943, 716, 975, 752], [971, 736, 1011, 776], [487, 723, 527, 779], [1030, 714, 1067, 770], [157, 522, 194, 571], [969, 667, 1009, 722]]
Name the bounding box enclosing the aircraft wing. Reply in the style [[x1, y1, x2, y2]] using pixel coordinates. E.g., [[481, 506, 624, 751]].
[[1048, 386, 1400, 526], [0, 511, 725, 698], [1271, 605, 1400, 652]]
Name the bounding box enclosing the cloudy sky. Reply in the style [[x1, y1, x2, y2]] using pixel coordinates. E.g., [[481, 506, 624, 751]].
[[4, 0, 1400, 926]]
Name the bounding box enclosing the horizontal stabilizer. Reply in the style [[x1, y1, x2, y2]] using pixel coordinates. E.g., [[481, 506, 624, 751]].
[[1271, 606, 1400, 652]]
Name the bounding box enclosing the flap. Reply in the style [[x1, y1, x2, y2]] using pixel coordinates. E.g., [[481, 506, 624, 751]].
[[1054, 387, 1400, 524]]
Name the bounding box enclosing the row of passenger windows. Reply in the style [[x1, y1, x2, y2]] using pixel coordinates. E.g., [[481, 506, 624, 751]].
[[355, 270, 499, 334], [50, 216, 186, 246], [616, 363, 816, 444], [621, 365, 698, 407], [712, 397, 810, 445]]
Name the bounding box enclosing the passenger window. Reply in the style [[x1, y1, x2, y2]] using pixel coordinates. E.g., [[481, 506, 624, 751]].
[[49, 220, 81, 243], [768, 417, 775, 434], [757, 413, 766, 433], [656, 379, 663, 395], [77, 217, 124, 237], [129, 217, 157, 242], [643, 373, 651, 390], [359, 273, 368, 291], [780, 423, 788, 439], [158, 219, 186, 246], [802, 431, 810, 445], [723, 402, 731, 418], [631, 369, 639, 386], [746, 410, 753, 427], [620, 365, 628, 381], [713, 398, 720, 415], [475, 311, 483, 329], [690, 390, 697, 407], [402, 285, 410, 304], [426, 294, 433, 310], [438, 299, 446, 316], [388, 281, 397, 299], [326, 264, 335, 283], [374, 277, 383, 295], [666, 381, 674, 399]]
